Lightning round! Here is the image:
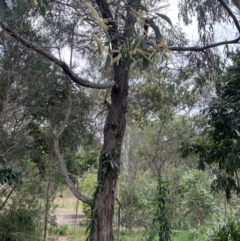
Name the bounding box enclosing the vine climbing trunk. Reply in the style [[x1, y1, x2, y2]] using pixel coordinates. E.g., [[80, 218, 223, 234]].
[[89, 64, 129, 241]]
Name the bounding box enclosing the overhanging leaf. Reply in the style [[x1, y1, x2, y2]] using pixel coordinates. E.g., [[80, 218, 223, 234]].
[[104, 54, 111, 69], [137, 3, 148, 12], [120, 14, 126, 21], [82, 17, 94, 22], [132, 35, 141, 50], [142, 57, 150, 70], [5, 4, 27, 20], [156, 13, 172, 26], [141, 38, 148, 51]]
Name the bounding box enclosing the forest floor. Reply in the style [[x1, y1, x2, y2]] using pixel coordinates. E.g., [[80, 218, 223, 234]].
[[52, 189, 190, 241], [52, 189, 87, 240], [54, 188, 85, 225]]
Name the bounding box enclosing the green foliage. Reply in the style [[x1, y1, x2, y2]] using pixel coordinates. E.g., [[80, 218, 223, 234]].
[[50, 224, 68, 236], [119, 171, 157, 229], [85, 148, 120, 240], [0, 156, 22, 185], [180, 170, 219, 223], [64, 150, 99, 184], [191, 208, 240, 241], [178, 0, 229, 41], [86, 3, 171, 71], [167, 168, 219, 230], [0, 0, 48, 20], [146, 178, 171, 241], [207, 216, 240, 241], [81, 173, 97, 218], [180, 51, 240, 200], [101, 148, 118, 176], [0, 208, 41, 241], [172, 230, 191, 241]]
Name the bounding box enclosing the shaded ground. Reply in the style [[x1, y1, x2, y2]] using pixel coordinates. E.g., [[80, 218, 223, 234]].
[[54, 189, 86, 225], [57, 237, 67, 241], [56, 214, 85, 225]]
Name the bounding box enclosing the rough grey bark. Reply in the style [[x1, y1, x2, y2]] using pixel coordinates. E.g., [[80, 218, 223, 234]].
[[90, 64, 129, 241]]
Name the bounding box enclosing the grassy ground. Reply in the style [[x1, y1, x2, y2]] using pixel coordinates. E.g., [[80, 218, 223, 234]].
[[53, 226, 146, 241], [54, 189, 83, 214], [52, 189, 192, 241], [52, 225, 192, 241], [172, 230, 191, 241]]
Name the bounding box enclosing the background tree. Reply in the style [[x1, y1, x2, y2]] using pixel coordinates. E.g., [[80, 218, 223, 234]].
[[181, 51, 240, 201]]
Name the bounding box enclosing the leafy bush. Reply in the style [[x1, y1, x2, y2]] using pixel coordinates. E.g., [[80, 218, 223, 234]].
[[0, 156, 22, 185], [80, 172, 97, 218], [50, 224, 68, 235], [172, 230, 191, 241], [192, 209, 240, 241], [207, 215, 240, 241], [170, 168, 219, 229], [0, 208, 41, 241], [119, 171, 157, 229]]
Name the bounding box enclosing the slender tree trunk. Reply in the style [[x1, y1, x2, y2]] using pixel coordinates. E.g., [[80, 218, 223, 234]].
[[90, 64, 129, 241], [43, 178, 51, 241]]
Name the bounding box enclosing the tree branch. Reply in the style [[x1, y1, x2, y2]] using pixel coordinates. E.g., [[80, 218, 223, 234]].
[[217, 0, 240, 33], [53, 133, 92, 206], [52, 89, 92, 206], [0, 186, 16, 210], [0, 22, 115, 89], [169, 37, 240, 52]]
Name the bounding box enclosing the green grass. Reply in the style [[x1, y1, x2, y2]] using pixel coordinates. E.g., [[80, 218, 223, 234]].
[[172, 230, 191, 241], [117, 229, 146, 241], [51, 226, 147, 241], [51, 224, 193, 241], [62, 226, 87, 241]]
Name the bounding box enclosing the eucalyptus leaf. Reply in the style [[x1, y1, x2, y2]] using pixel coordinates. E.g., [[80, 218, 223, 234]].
[[142, 57, 150, 70], [141, 38, 148, 51], [156, 13, 172, 26]]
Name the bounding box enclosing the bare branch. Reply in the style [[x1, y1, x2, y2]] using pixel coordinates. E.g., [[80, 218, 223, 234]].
[[0, 186, 16, 210], [0, 22, 115, 89], [169, 37, 240, 52], [218, 0, 240, 33]]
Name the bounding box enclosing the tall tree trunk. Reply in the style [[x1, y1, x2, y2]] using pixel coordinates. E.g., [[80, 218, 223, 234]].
[[90, 64, 129, 241]]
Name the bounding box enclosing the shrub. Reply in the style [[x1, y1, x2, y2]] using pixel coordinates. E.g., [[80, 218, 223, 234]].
[[0, 208, 41, 241], [50, 224, 68, 236], [191, 209, 240, 241], [207, 214, 240, 241]]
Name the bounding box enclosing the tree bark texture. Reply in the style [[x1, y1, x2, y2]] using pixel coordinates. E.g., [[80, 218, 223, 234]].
[[90, 64, 129, 241]]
